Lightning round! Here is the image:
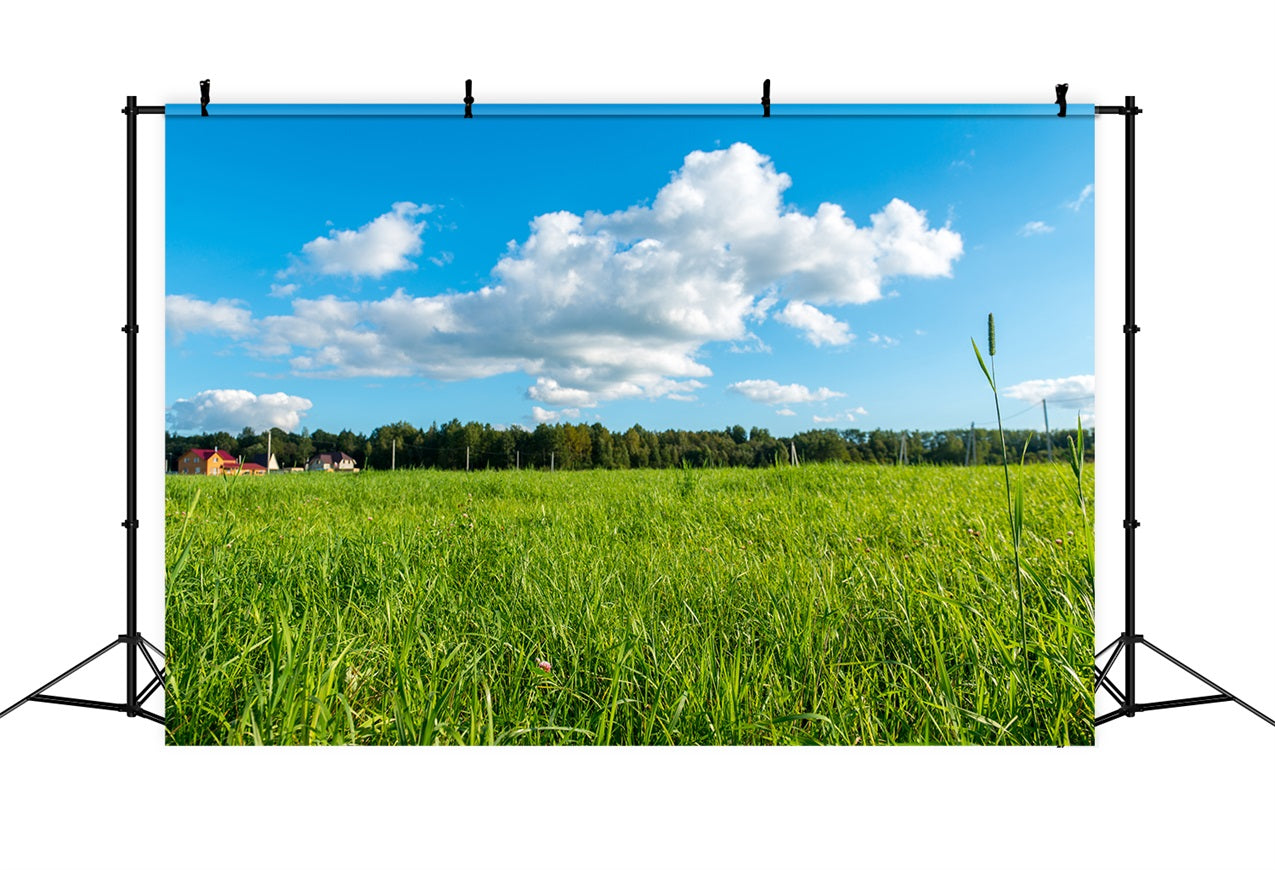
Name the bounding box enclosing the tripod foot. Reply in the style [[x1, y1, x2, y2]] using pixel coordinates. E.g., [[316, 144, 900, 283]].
[[0, 634, 165, 725], [1094, 635, 1275, 728]]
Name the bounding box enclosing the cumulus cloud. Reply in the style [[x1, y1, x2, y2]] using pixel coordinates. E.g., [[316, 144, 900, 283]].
[[1018, 220, 1055, 237], [727, 379, 845, 405], [774, 301, 853, 347], [166, 295, 253, 341], [166, 389, 313, 433], [868, 333, 899, 347], [1004, 374, 1094, 407], [776, 408, 796, 416], [283, 202, 432, 279], [1064, 183, 1094, 211], [527, 377, 598, 407], [207, 143, 963, 408]]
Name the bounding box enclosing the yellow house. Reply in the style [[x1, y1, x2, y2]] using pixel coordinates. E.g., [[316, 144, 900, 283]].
[[176, 448, 238, 475]]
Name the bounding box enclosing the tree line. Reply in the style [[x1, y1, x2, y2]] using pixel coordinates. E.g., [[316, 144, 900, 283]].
[[167, 420, 1095, 472]]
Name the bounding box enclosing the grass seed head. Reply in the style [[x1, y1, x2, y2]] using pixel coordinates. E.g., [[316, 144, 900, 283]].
[[987, 313, 997, 356]]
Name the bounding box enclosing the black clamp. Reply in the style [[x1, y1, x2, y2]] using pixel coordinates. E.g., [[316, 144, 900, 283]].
[[1123, 324, 1141, 334], [1055, 83, 1068, 117], [122, 324, 139, 334], [200, 79, 211, 117], [1123, 519, 1140, 530], [121, 519, 139, 529], [464, 79, 474, 118], [761, 79, 771, 117], [1096, 103, 1143, 116]]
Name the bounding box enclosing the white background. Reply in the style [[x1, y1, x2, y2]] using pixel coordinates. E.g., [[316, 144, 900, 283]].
[[1, 3, 1272, 868]]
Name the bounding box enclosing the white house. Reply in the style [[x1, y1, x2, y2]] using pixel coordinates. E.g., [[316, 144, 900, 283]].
[[306, 451, 359, 472]]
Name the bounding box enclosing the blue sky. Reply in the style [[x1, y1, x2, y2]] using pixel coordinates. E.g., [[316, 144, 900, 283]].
[[166, 106, 1094, 437]]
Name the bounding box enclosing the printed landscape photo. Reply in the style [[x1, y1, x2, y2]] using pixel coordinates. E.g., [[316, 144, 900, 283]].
[[165, 105, 1095, 745]]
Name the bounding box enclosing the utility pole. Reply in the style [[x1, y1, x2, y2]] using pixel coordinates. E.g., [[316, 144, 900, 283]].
[[550, 451, 555, 472], [897, 431, 908, 466], [789, 441, 799, 467], [516, 450, 520, 471], [266, 429, 272, 473], [391, 438, 396, 471], [966, 421, 975, 466], [466, 445, 470, 472], [1042, 399, 1053, 462]]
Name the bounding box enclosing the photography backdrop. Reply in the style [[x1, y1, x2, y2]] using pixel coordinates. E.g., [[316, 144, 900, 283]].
[[1, 0, 1272, 865], [164, 102, 1095, 746]]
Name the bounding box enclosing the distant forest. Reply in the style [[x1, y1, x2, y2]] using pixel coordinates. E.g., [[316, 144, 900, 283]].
[[166, 420, 1095, 472]]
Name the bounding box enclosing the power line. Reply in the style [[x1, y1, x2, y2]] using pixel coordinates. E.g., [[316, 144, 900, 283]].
[[975, 394, 1095, 428]]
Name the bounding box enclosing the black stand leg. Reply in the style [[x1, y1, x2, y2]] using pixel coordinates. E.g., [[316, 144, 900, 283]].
[[0, 95, 167, 728], [1095, 633, 1274, 728], [1094, 96, 1273, 730], [0, 634, 165, 722]]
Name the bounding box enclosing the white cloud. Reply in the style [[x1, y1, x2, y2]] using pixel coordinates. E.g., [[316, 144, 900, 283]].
[[727, 333, 772, 354], [595, 144, 962, 308], [212, 143, 963, 408], [775, 301, 853, 347], [529, 406, 580, 423], [727, 379, 845, 405], [526, 377, 597, 407], [1064, 183, 1094, 211], [813, 406, 867, 424], [284, 202, 432, 279], [776, 408, 796, 416], [166, 389, 313, 433], [868, 333, 899, 347], [166, 295, 253, 341], [1018, 220, 1055, 237], [269, 282, 300, 298], [1004, 374, 1094, 408]]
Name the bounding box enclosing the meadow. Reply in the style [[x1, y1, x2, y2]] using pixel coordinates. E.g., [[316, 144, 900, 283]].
[[164, 462, 1094, 745]]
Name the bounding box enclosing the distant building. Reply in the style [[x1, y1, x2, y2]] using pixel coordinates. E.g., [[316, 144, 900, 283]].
[[247, 452, 280, 473], [177, 448, 239, 476], [234, 462, 268, 476], [306, 451, 359, 472]]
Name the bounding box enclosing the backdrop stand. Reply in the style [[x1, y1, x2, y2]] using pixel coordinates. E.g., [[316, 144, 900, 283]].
[[1093, 96, 1273, 729], [2, 91, 1270, 734], [0, 96, 166, 727]]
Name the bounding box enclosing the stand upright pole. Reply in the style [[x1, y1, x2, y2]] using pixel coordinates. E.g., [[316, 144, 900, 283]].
[[1122, 93, 1138, 717], [125, 94, 140, 717], [1093, 97, 1273, 729], [0, 97, 165, 727]]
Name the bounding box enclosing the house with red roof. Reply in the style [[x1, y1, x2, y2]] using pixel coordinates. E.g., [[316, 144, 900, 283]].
[[176, 448, 239, 476]]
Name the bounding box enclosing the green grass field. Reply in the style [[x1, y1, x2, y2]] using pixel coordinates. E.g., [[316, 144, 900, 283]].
[[164, 463, 1094, 745]]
